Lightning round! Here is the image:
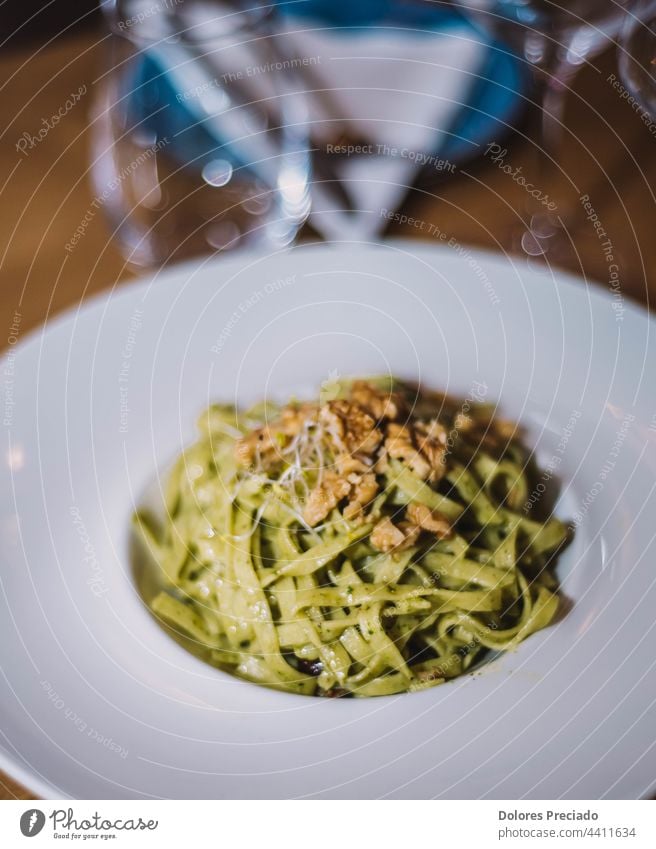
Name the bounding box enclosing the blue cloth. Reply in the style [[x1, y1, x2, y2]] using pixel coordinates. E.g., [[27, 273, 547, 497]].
[[274, 1, 530, 164], [124, 3, 530, 178]]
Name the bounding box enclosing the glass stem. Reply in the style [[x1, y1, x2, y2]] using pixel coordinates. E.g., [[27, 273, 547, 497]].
[[521, 31, 585, 259]]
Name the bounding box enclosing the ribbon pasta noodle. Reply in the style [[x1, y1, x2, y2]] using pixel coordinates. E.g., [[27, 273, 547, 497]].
[[135, 378, 569, 697]]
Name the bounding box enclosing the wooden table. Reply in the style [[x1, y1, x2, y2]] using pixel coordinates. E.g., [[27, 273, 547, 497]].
[[0, 26, 654, 800]]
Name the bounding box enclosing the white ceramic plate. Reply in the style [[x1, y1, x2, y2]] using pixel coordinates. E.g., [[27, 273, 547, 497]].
[[1, 241, 655, 800]]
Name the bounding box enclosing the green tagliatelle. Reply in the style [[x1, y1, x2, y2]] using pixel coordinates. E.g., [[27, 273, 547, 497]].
[[134, 378, 570, 697]]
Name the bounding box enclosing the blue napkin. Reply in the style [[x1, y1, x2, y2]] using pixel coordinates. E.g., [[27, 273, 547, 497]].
[[120, 1, 530, 239]]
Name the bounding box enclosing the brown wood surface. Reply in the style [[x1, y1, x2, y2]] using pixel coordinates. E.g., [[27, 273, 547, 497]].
[[0, 26, 654, 800]]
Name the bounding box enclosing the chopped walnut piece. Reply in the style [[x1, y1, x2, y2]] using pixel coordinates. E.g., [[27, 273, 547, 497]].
[[371, 516, 418, 552], [371, 517, 406, 552], [234, 426, 278, 468], [415, 419, 448, 482], [335, 453, 370, 475], [303, 471, 352, 527], [353, 472, 378, 505], [350, 380, 403, 421], [318, 403, 347, 453], [342, 502, 363, 522], [416, 418, 447, 446], [385, 423, 432, 479], [406, 502, 453, 539], [322, 400, 382, 456], [343, 472, 379, 522], [355, 472, 378, 504], [397, 520, 421, 549], [373, 449, 390, 474], [235, 403, 317, 469], [303, 486, 334, 528], [279, 403, 316, 435]]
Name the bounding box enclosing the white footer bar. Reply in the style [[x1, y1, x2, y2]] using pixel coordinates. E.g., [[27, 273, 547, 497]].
[[0, 800, 654, 847]]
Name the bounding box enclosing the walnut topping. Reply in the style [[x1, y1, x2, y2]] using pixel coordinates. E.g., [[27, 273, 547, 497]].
[[370, 517, 419, 552], [306, 469, 379, 527], [406, 502, 453, 539], [342, 473, 378, 522], [350, 380, 404, 421], [397, 520, 421, 549], [371, 517, 406, 552], [353, 472, 378, 506], [384, 423, 432, 480], [335, 453, 370, 475], [321, 400, 382, 456], [233, 379, 516, 536], [234, 403, 316, 469], [414, 419, 448, 483], [303, 471, 352, 527], [235, 418, 275, 466]]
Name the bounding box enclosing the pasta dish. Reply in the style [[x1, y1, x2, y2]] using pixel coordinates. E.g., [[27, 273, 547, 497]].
[[135, 378, 569, 697]]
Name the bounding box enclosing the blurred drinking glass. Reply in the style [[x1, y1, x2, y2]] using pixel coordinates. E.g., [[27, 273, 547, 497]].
[[92, 0, 311, 266], [619, 0, 656, 116], [456, 1, 630, 259]]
